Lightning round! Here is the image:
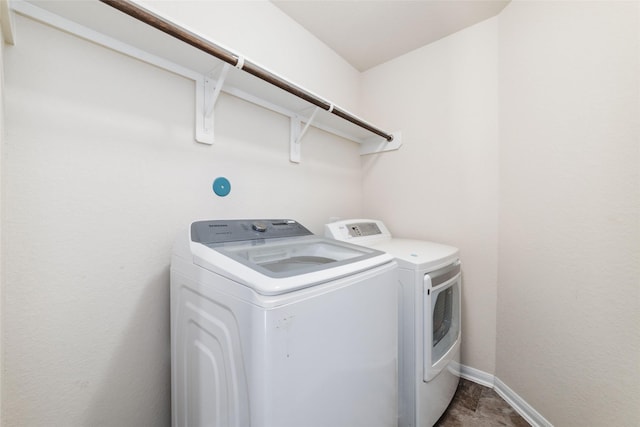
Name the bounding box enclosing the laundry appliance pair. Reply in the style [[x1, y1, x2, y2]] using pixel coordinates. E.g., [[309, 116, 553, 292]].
[[170, 218, 461, 427]]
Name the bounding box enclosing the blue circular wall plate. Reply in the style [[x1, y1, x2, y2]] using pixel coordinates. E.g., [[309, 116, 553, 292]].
[[212, 177, 231, 197]]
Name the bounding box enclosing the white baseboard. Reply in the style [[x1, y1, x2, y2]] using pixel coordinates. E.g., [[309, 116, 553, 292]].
[[493, 377, 554, 427], [459, 364, 553, 427], [459, 364, 495, 388]]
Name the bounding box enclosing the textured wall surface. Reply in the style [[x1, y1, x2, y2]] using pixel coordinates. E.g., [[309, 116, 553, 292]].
[[0, 4, 7, 420], [360, 18, 500, 375], [1, 9, 363, 426], [497, 1, 640, 425]]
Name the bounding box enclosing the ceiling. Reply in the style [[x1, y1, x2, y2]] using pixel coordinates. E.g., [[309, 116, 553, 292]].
[[271, 0, 510, 71]]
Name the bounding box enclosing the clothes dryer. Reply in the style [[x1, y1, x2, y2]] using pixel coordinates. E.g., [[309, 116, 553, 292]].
[[325, 219, 461, 427], [170, 219, 398, 427]]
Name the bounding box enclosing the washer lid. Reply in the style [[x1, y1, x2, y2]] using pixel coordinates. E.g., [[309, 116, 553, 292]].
[[367, 239, 459, 271], [190, 234, 394, 295], [213, 236, 385, 277]]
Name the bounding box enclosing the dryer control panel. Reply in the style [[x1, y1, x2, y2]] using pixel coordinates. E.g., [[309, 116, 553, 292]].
[[325, 219, 392, 243], [346, 222, 382, 237]]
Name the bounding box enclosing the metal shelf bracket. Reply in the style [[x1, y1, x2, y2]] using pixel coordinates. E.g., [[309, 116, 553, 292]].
[[196, 63, 231, 145], [360, 131, 403, 155], [1, 0, 16, 45], [290, 106, 323, 163]]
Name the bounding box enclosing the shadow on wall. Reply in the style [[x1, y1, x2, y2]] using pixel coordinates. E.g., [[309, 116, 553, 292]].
[[83, 268, 172, 427]]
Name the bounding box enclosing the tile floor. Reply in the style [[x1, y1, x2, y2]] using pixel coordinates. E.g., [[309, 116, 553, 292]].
[[434, 379, 530, 426]]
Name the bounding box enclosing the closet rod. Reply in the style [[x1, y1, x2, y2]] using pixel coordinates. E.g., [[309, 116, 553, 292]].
[[99, 0, 394, 142]]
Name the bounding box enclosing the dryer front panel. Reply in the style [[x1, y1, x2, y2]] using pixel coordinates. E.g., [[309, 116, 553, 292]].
[[423, 262, 461, 382]]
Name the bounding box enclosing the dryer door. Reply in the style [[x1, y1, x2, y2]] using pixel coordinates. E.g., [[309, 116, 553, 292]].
[[423, 261, 461, 382]]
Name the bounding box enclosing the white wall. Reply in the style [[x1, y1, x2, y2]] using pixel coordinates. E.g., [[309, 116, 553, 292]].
[[497, 1, 640, 426], [360, 18, 500, 375], [0, 2, 9, 420], [1, 5, 363, 426]]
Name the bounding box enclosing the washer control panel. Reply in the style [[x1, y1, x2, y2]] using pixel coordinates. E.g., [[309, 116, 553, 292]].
[[192, 219, 312, 245]]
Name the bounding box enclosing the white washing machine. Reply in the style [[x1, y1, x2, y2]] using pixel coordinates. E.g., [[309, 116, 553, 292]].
[[170, 219, 398, 427], [325, 219, 461, 427]]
